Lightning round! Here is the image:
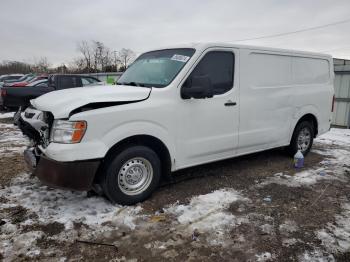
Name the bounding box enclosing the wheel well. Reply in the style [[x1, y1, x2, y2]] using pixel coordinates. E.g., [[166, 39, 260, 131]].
[[95, 135, 172, 183], [296, 114, 318, 137]]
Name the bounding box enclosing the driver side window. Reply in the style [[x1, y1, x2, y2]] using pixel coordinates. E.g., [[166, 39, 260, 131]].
[[186, 51, 234, 95]]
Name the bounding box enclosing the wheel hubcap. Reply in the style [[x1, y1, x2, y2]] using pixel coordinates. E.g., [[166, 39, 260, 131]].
[[117, 157, 153, 196], [297, 127, 311, 153]]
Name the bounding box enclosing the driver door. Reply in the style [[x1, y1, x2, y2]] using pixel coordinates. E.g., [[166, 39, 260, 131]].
[[176, 48, 239, 168]]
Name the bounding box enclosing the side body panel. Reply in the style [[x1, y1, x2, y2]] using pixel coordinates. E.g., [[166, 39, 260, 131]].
[[238, 48, 333, 155], [238, 49, 294, 153]]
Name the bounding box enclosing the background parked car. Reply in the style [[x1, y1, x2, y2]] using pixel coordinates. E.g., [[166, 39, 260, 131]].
[[0, 74, 24, 87], [3, 74, 36, 87], [0, 74, 24, 82], [9, 75, 48, 87], [0, 79, 48, 110], [26, 79, 48, 87], [1, 74, 101, 110]]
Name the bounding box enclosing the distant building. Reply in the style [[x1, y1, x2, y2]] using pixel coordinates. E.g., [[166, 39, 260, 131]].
[[333, 58, 350, 128]]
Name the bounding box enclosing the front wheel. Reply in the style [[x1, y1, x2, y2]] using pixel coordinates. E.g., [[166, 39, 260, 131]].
[[101, 146, 161, 205], [287, 121, 314, 156]]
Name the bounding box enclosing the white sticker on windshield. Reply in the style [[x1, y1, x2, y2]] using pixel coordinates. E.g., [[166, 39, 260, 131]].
[[171, 54, 190, 63]]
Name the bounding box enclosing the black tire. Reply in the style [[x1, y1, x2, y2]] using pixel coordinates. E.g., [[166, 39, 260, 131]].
[[101, 146, 161, 205], [287, 121, 314, 156]]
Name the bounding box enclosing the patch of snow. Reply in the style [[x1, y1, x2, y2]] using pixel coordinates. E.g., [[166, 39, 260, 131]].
[[0, 145, 27, 156], [165, 189, 248, 246], [0, 222, 17, 235], [298, 249, 335, 262], [0, 123, 28, 156], [162, 249, 179, 259], [255, 252, 273, 261], [1, 231, 43, 259], [316, 203, 350, 253], [260, 129, 350, 189], [314, 148, 350, 176], [0, 173, 144, 260], [314, 128, 350, 176], [259, 169, 337, 188], [0, 112, 14, 119], [315, 128, 350, 147], [282, 238, 299, 247], [260, 223, 274, 235], [26, 249, 41, 258], [0, 174, 142, 230], [279, 220, 298, 235], [166, 189, 243, 228], [144, 239, 182, 251]]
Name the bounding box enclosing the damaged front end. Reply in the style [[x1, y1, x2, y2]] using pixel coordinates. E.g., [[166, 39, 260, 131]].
[[16, 106, 53, 170], [17, 106, 100, 191], [13, 84, 153, 192]]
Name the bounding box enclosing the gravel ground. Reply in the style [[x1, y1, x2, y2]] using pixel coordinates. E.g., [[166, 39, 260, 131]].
[[0, 114, 350, 261]]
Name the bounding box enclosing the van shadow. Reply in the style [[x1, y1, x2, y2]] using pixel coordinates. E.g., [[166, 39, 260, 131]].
[[143, 148, 324, 211], [166, 148, 292, 185]]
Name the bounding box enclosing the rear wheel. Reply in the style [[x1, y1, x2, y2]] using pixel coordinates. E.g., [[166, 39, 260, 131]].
[[101, 146, 161, 205], [287, 121, 314, 156]]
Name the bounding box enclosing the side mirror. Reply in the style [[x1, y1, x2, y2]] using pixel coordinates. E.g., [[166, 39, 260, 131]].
[[181, 75, 213, 99]]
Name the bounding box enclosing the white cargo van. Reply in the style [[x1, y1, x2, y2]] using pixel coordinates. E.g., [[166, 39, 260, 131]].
[[18, 43, 334, 204]]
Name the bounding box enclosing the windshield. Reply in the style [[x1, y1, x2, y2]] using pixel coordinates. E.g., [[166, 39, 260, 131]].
[[117, 48, 195, 88]]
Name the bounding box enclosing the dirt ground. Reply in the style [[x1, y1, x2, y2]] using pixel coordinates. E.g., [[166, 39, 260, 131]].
[[0, 115, 350, 261]]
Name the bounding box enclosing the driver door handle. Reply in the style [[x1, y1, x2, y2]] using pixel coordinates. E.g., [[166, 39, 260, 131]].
[[224, 101, 237, 106]]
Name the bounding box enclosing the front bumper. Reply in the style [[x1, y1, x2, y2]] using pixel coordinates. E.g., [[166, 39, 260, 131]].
[[25, 149, 101, 191]]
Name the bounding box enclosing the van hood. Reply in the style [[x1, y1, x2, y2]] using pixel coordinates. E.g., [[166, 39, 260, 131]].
[[31, 85, 151, 118]]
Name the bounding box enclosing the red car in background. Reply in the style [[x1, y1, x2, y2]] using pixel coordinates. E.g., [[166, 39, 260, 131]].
[[10, 75, 48, 87]]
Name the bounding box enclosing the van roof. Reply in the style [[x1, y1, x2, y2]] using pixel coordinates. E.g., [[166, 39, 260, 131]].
[[147, 42, 332, 59]]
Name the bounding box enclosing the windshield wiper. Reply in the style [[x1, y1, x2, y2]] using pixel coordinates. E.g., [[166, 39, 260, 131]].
[[117, 81, 146, 87]]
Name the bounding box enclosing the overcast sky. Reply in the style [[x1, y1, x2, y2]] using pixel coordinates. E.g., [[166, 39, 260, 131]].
[[1, 0, 350, 66]]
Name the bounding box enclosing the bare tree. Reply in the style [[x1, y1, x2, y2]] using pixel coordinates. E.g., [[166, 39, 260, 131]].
[[90, 41, 104, 71], [70, 57, 86, 73], [77, 40, 93, 72], [75, 40, 135, 73], [1, 40, 140, 75], [100, 45, 112, 71], [118, 48, 136, 70], [0, 60, 32, 74], [91, 41, 114, 72], [113, 50, 119, 71], [33, 57, 51, 73]]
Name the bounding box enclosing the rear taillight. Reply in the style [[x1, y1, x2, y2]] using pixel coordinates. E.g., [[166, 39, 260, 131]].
[[331, 95, 335, 112], [1, 89, 6, 97]]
